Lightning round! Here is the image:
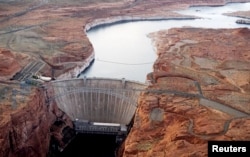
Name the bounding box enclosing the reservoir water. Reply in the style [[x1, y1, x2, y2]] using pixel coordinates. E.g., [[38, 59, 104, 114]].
[[60, 3, 250, 157], [80, 2, 250, 83]]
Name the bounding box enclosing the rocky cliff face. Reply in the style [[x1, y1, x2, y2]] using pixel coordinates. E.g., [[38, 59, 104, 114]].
[[121, 28, 250, 157], [1, 0, 250, 157], [0, 84, 74, 157], [0, 49, 22, 80]]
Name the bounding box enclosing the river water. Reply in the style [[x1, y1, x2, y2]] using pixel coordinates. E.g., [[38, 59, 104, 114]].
[[80, 2, 250, 83]]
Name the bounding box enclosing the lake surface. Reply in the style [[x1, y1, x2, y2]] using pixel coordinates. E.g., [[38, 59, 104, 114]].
[[80, 2, 250, 83]]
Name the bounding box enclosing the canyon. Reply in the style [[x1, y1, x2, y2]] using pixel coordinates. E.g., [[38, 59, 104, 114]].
[[0, 0, 250, 156]]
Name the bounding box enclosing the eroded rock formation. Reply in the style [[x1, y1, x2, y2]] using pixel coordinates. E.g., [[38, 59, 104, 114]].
[[0, 0, 250, 157], [0, 83, 74, 157], [0, 49, 21, 80], [121, 27, 250, 157]]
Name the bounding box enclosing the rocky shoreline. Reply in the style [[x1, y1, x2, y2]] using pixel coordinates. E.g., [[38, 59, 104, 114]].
[[53, 0, 250, 81], [56, 52, 95, 79], [0, 0, 250, 157], [85, 16, 197, 32]]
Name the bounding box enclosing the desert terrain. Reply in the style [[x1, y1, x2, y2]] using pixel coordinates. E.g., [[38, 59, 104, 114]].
[[0, 0, 249, 156], [122, 27, 250, 157]]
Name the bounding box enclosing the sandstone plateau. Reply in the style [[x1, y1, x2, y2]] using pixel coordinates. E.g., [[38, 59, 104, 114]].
[[121, 27, 250, 157], [0, 0, 250, 157]]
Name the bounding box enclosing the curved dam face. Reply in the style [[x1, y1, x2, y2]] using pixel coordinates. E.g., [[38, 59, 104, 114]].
[[50, 77, 147, 125]]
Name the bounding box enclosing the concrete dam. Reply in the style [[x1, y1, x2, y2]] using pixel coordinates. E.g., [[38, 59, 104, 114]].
[[48, 77, 147, 135], [45, 75, 249, 147]]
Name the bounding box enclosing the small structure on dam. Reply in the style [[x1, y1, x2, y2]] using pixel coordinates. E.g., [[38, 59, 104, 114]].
[[47, 77, 147, 143]]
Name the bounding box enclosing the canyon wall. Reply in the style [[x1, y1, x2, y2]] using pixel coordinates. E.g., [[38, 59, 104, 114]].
[[1, 0, 250, 157], [0, 84, 74, 157]]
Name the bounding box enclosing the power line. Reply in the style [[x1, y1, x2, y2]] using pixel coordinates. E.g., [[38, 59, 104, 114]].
[[96, 58, 154, 65]]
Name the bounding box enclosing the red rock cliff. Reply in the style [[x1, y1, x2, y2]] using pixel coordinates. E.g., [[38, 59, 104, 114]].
[[0, 49, 21, 80], [0, 84, 74, 157]]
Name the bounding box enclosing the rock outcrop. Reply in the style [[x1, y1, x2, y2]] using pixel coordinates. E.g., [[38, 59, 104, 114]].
[[1, 0, 250, 157], [121, 27, 250, 157], [0, 49, 21, 80], [0, 83, 74, 157]]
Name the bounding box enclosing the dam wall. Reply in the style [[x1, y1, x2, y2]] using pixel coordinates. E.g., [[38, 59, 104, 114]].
[[50, 77, 147, 125]]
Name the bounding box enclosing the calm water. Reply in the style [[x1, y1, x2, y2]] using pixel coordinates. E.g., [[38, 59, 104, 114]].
[[64, 3, 250, 157], [80, 2, 250, 83]]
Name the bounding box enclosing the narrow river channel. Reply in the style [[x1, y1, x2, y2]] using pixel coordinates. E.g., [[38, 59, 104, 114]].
[[80, 2, 250, 83]]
